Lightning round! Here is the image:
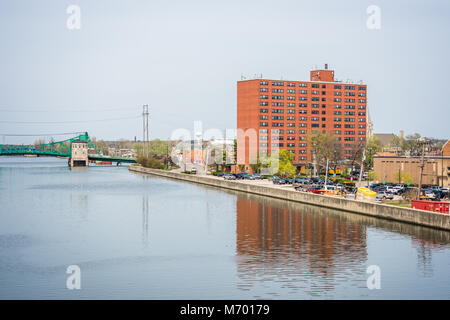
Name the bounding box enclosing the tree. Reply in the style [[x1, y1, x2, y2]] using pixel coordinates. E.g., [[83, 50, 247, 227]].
[[367, 170, 378, 183], [363, 136, 382, 170], [276, 149, 297, 177], [392, 171, 412, 184], [401, 133, 422, 156], [249, 157, 262, 174], [308, 132, 338, 174]]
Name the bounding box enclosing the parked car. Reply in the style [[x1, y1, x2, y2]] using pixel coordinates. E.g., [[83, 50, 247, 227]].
[[345, 193, 356, 200], [191, 168, 197, 174], [235, 173, 250, 180], [251, 173, 264, 180], [306, 186, 322, 194], [273, 178, 287, 185], [293, 179, 310, 189], [377, 191, 394, 200], [223, 174, 236, 180]]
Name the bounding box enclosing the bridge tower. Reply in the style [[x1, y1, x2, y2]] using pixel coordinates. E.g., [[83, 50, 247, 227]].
[[69, 140, 89, 167]]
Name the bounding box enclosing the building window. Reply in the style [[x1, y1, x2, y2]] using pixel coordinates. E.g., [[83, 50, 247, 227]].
[[260, 95, 268, 99], [272, 88, 284, 93], [299, 83, 307, 87], [260, 88, 268, 92], [272, 82, 284, 86], [260, 81, 268, 85]]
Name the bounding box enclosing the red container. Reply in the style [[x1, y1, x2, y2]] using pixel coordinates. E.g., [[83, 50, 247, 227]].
[[411, 200, 449, 214]]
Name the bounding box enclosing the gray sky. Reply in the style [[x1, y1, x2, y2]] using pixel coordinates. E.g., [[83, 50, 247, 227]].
[[0, 0, 449, 144]]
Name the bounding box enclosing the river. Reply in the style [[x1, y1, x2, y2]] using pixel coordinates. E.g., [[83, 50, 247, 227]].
[[0, 156, 449, 299]]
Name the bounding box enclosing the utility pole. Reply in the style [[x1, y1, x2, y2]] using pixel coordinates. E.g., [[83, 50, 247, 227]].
[[359, 146, 366, 184], [142, 105, 149, 158], [417, 139, 426, 200], [324, 158, 329, 188], [441, 151, 444, 188]]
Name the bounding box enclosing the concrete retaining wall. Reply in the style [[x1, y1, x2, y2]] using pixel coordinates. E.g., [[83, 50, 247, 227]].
[[129, 166, 450, 231]]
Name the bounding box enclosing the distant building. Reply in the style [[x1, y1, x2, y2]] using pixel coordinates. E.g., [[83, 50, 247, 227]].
[[373, 140, 450, 187]]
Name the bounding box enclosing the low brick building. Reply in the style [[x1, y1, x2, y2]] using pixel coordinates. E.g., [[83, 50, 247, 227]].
[[373, 140, 450, 187]]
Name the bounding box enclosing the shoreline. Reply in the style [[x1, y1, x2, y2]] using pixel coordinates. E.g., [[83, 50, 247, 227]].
[[129, 165, 450, 231]]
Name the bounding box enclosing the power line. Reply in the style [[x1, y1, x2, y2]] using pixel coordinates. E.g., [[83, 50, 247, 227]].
[[0, 107, 139, 112], [0, 132, 84, 136], [0, 115, 140, 124]]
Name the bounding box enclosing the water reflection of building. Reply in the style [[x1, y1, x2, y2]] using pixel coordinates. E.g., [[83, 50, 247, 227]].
[[235, 195, 368, 296]]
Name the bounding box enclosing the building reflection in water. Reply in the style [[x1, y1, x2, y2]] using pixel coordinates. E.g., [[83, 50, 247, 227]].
[[234, 191, 450, 297], [235, 194, 368, 297]]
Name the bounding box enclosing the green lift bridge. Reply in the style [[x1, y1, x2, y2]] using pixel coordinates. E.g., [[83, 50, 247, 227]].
[[0, 132, 136, 164]]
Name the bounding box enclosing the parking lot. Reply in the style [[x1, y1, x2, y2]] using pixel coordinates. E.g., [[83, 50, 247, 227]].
[[202, 173, 449, 203]]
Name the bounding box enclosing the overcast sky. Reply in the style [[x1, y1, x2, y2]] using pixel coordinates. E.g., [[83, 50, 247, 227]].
[[0, 0, 449, 144]]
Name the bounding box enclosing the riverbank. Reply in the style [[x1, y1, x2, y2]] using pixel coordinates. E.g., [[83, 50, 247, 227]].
[[129, 165, 450, 231]]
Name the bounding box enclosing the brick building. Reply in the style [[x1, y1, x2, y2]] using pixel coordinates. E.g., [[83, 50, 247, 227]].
[[373, 140, 450, 187], [237, 65, 367, 171]]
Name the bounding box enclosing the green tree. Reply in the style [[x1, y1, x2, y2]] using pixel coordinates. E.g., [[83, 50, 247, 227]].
[[276, 149, 297, 177], [367, 170, 378, 183], [392, 171, 413, 184]]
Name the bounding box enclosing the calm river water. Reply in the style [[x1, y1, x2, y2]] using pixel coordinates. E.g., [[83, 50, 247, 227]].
[[0, 157, 449, 299]]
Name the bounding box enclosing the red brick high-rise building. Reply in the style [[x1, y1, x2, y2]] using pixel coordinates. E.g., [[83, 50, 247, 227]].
[[237, 65, 367, 171]]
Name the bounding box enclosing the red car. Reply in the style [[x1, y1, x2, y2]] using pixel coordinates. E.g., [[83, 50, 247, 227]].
[[307, 187, 322, 194]]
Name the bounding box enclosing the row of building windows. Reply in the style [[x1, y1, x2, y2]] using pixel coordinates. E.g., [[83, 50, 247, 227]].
[[260, 81, 366, 91], [259, 95, 366, 103]]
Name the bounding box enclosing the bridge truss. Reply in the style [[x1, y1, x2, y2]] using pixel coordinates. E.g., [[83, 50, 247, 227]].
[[0, 132, 136, 164]]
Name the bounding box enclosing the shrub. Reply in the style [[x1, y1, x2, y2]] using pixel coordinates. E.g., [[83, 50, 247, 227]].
[[137, 155, 165, 169]]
